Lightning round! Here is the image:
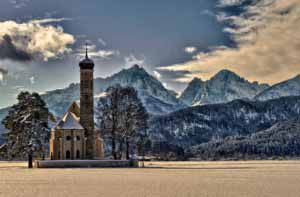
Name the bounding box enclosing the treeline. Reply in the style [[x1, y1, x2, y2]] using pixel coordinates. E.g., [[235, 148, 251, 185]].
[[190, 118, 300, 160]]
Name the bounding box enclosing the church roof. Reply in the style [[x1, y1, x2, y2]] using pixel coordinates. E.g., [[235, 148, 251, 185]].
[[68, 101, 80, 117], [79, 44, 94, 69], [52, 102, 84, 130], [54, 112, 84, 130]]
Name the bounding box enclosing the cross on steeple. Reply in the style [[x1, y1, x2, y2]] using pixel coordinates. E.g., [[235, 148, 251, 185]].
[[85, 43, 88, 59]]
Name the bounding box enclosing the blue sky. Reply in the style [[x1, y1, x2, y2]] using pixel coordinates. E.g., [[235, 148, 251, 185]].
[[0, 0, 299, 108]]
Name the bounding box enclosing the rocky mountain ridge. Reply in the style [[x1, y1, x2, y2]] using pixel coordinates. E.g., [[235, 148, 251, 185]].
[[255, 75, 300, 101], [42, 65, 185, 117], [180, 69, 269, 106]]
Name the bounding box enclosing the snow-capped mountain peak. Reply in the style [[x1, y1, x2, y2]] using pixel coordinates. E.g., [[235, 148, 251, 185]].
[[180, 69, 269, 106], [42, 65, 185, 116], [211, 69, 242, 81], [255, 74, 300, 101], [179, 77, 204, 105]]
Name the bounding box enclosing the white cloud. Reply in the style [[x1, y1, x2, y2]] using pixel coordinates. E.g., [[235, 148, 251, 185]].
[[89, 50, 119, 59], [98, 38, 107, 46], [10, 0, 30, 9], [184, 46, 197, 54], [0, 19, 75, 61], [76, 44, 119, 60], [30, 18, 72, 24], [153, 71, 161, 80], [217, 0, 245, 7], [0, 68, 8, 85], [160, 0, 300, 85], [124, 54, 145, 68], [29, 76, 35, 84]]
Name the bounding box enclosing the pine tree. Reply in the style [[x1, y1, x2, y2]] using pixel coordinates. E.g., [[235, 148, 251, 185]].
[[2, 92, 50, 160]]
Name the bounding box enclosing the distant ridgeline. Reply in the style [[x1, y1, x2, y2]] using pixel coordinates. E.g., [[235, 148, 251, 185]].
[[191, 117, 300, 160], [149, 96, 300, 160], [2, 67, 300, 160]]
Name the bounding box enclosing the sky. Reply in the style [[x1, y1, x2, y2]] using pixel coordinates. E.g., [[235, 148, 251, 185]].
[[0, 0, 299, 108]]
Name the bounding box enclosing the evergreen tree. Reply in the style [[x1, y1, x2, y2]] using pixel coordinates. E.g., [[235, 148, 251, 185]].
[[2, 92, 50, 160]]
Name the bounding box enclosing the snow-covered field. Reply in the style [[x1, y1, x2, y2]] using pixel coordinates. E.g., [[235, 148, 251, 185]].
[[0, 161, 300, 197]]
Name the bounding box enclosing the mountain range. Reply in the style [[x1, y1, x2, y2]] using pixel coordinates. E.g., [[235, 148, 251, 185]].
[[180, 69, 269, 106], [2, 65, 300, 159], [180, 70, 300, 106], [42, 65, 185, 117], [40, 67, 300, 117]]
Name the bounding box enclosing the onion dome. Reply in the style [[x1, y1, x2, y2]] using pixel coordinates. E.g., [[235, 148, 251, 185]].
[[79, 44, 94, 69]]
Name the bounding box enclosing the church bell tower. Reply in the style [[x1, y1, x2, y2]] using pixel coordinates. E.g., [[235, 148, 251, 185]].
[[79, 44, 95, 159]]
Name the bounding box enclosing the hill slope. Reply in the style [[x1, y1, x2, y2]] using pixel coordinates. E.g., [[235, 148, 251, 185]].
[[149, 96, 300, 149], [192, 117, 300, 160]]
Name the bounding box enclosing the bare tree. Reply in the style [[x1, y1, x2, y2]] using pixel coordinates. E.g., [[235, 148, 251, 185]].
[[96, 85, 123, 160], [96, 85, 149, 160]]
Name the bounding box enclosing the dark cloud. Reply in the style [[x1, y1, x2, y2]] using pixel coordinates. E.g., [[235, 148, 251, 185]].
[[0, 35, 32, 61]]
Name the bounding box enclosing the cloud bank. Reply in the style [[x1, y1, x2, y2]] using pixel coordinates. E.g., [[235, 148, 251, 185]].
[[0, 19, 75, 61], [159, 0, 300, 85], [76, 44, 119, 60], [124, 54, 145, 68], [10, 0, 30, 9]]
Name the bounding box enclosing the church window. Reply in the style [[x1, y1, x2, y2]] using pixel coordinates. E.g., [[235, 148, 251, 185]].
[[76, 150, 80, 159], [66, 150, 71, 159]]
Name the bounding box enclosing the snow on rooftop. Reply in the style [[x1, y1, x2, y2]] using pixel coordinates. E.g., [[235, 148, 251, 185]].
[[54, 111, 84, 130]]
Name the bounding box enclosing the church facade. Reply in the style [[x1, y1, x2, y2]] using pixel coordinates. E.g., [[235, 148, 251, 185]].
[[50, 48, 104, 160]]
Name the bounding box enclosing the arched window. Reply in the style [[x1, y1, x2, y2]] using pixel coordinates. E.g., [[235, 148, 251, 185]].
[[66, 150, 71, 159], [76, 150, 80, 159], [66, 136, 71, 141]]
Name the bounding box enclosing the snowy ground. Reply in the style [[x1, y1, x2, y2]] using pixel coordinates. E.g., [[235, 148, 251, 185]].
[[0, 160, 300, 197]]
